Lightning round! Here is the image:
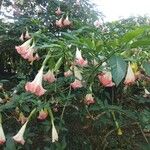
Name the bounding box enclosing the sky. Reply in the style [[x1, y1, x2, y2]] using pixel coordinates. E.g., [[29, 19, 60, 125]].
[[92, 0, 150, 21]]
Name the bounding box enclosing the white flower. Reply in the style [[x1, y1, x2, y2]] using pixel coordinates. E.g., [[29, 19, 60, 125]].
[[0, 123, 6, 145], [52, 123, 58, 143]]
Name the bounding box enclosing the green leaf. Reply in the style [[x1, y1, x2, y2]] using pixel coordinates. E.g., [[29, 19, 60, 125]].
[[131, 38, 150, 48], [108, 55, 127, 86], [143, 62, 150, 76]]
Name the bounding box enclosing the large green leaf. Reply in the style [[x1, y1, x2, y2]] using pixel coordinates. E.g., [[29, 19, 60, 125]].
[[108, 55, 127, 86], [131, 38, 150, 48], [143, 62, 150, 76]]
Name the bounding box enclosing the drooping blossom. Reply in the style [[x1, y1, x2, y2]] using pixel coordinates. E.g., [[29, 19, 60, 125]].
[[43, 70, 56, 83], [18, 112, 27, 125], [70, 79, 83, 89], [37, 109, 48, 120], [52, 123, 58, 143], [75, 48, 88, 67], [13, 121, 28, 145], [64, 69, 73, 77], [56, 17, 63, 28], [15, 38, 32, 55], [25, 66, 46, 96], [63, 16, 71, 26], [124, 62, 135, 85], [76, 0, 80, 5], [143, 88, 150, 98], [55, 7, 62, 15], [84, 94, 95, 105], [0, 123, 6, 145], [94, 20, 101, 28], [98, 71, 115, 87], [24, 30, 31, 39], [19, 33, 24, 41]]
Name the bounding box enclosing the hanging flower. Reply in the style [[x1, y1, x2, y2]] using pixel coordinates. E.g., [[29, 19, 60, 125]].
[[15, 38, 32, 55], [98, 71, 115, 87], [25, 66, 46, 96], [143, 88, 150, 98], [43, 70, 56, 83], [55, 7, 62, 15], [94, 20, 101, 28], [63, 16, 71, 26], [84, 94, 95, 105], [52, 123, 58, 143], [56, 17, 63, 28], [13, 121, 28, 145], [19, 33, 24, 41], [70, 79, 83, 89], [0, 123, 6, 145], [76, 0, 80, 5], [75, 48, 88, 67], [64, 69, 73, 77], [124, 62, 135, 85], [24, 30, 31, 39], [37, 109, 48, 120]]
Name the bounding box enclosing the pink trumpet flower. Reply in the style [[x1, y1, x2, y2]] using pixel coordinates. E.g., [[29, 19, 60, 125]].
[[15, 38, 32, 55], [43, 70, 56, 83], [75, 48, 88, 67], [63, 16, 71, 26], [55, 7, 62, 15], [0, 123, 6, 145], [94, 20, 101, 28], [98, 71, 115, 87], [25, 66, 46, 96], [124, 62, 135, 85], [64, 69, 73, 77], [37, 109, 48, 120], [70, 79, 83, 89], [84, 94, 95, 105], [56, 17, 63, 28], [13, 121, 28, 145]]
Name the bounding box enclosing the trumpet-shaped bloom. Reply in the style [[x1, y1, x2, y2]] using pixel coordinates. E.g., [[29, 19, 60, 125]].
[[55, 7, 62, 15], [0, 123, 6, 145], [56, 18, 63, 28], [25, 66, 46, 96], [63, 16, 71, 26], [84, 94, 95, 105], [75, 48, 88, 67], [98, 71, 115, 87], [37, 109, 48, 120], [64, 70, 73, 77], [70, 79, 83, 89], [94, 20, 101, 28], [13, 121, 28, 145], [19, 33, 24, 41], [43, 70, 56, 83], [124, 62, 135, 85], [15, 39, 32, 55], [52, 123, 58, 143]]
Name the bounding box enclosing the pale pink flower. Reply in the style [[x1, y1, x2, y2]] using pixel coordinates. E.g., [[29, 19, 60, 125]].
[[94, 20, 101, 28], [56, 18, 63, 28], [13, 121, 28, 145], [0, 123, 6, 145], [43, 70, 56, 83], [75, 48, 88, 67], [15, 39, 32, 55], [63, 16, 71, 26], [84, 94, 95, 105], [64, 70, 73, 77], [37, 109, 48, 120], [70, 79, 83, 89], [24, 30, 31, 39], [98, 71, 115, 87], [19, 33, 24, 41], [124, 62, 135, 85], [52, 123, 58, 143], [76, 0, 80, 5], [55, 7, 62, 15], [25, 66, 46, 96]]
